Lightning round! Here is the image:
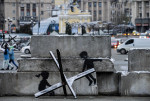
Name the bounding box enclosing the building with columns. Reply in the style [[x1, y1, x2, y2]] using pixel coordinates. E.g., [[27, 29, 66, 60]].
[[78, 0, 111, 22], [0, 0, 54, 32], [53, 0, 91, 34], [132, 0, 150, 32]]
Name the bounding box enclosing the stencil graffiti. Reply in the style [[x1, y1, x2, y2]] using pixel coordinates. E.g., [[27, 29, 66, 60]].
[[36, 71, 55, 96], [80, 51, 102, 86]]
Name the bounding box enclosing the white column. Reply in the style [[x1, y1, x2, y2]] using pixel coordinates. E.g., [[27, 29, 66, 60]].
[[142, 1, 145, 18], [61, 17, 63, 33], [80, 17, 82, 33], [91, 1, 93, 21], [24, 4, 26, 16], [36, 3, 39, 17], [101, 0, 104, 21], [107, 1, 111, 22], [85, 1, 88, 12], [81, 0, 83, 11], [96, 1, 99, 21], [30, 4, 32, 16]]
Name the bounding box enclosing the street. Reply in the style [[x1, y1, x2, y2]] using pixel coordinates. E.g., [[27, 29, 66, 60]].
[[111, 48, 128, 71]]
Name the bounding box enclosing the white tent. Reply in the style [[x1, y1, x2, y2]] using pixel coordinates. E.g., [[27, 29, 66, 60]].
[[33, 17, 59, 35]]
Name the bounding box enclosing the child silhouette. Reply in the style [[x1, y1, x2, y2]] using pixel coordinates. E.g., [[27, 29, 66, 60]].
[[80, 51, 102, 86], [36, 71, 55, 96]]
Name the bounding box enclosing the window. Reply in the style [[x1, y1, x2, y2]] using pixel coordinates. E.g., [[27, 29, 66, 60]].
[[94, 2, 96, 7], [99, 17, 101, 20], [88, 2, 91, 7], [145, 1, 149, 7], [41, 3, 43, 7], [99, 10, 101, 14], [125, 39, 134, 45], [33, 4, 36, 16], [94, 10, 96, 15], [41, 11, 44, 15], [147, 13, 149, 18], [13, 10, 15, 14], [99, 2, 101, 7], [139, 13, 142, 18], [26, 4, 30, 16], [21, 7, 24, 16], [13, 2, 15, 6], [13, 17, 15, 20]]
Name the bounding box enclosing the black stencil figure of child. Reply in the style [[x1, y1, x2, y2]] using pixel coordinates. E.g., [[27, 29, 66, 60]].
[[36, 71, 55, 96], [80, 51, 102, 86]]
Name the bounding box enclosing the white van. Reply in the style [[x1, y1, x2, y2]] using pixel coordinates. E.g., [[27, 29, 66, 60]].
[[117, 38, 150, 54]]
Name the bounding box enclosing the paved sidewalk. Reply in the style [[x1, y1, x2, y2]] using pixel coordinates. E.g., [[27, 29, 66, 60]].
[[0, 96, 150, 101]]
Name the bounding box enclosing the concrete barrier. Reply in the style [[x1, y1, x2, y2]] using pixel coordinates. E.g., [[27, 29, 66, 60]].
[[31, 36, 111, 58], [121, 73, 150, 96], [0, 35, 117, 96], [0, 72, 121, 96], [97, 72, 120, 95], [128, 49, 150, 72], [0, 72, 98, 96], [17, 58, 114, 72]]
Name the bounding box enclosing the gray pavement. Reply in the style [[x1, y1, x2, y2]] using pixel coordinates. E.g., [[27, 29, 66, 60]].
[[0, 96, 150, 101]]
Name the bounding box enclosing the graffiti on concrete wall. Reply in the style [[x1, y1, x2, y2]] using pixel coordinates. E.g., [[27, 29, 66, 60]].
[[35, 71, 55, 96], [79, 51, 102, 86]]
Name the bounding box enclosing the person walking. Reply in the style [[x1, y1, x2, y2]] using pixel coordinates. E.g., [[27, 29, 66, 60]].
[[8, 46, 18, 70], [1, 43, 13, 70]]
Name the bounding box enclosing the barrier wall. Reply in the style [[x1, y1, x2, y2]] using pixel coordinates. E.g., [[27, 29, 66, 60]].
[[0, 35, 118, 96]]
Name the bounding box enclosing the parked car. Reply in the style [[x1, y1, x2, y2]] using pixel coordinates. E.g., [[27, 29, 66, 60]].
[[21, 41, 30, 54], [145, 30, 150, 38], [111, 37, 122, 48], [139, 33, 147, 38], [132, 30, 140, 36], [117, 38, 150, 54]]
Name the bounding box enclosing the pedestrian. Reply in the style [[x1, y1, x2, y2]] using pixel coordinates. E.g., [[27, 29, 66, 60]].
[[1, 43, 13, 70], [79, 51, 102, 86], [7, 46, 18, 70]]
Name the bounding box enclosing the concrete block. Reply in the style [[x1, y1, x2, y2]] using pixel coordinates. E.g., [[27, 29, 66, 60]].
[[97, 72, 120, 95], [121, 73, 150, 96], [31, 36, 111, 58], [128, 49, 150, 72], [17, 58, 114, 72], [0, 72, 98, 96]]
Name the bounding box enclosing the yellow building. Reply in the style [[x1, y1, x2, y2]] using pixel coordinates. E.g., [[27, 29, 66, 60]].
[[55, 0, 91, 34]]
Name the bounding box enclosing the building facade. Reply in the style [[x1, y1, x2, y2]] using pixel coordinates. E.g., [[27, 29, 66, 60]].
[[0, 0, 4, 30], [78, 0, 128, 24], [132, 0, 150, 32], [78, 0, 111, 22], [0, 0, 54, 32]]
